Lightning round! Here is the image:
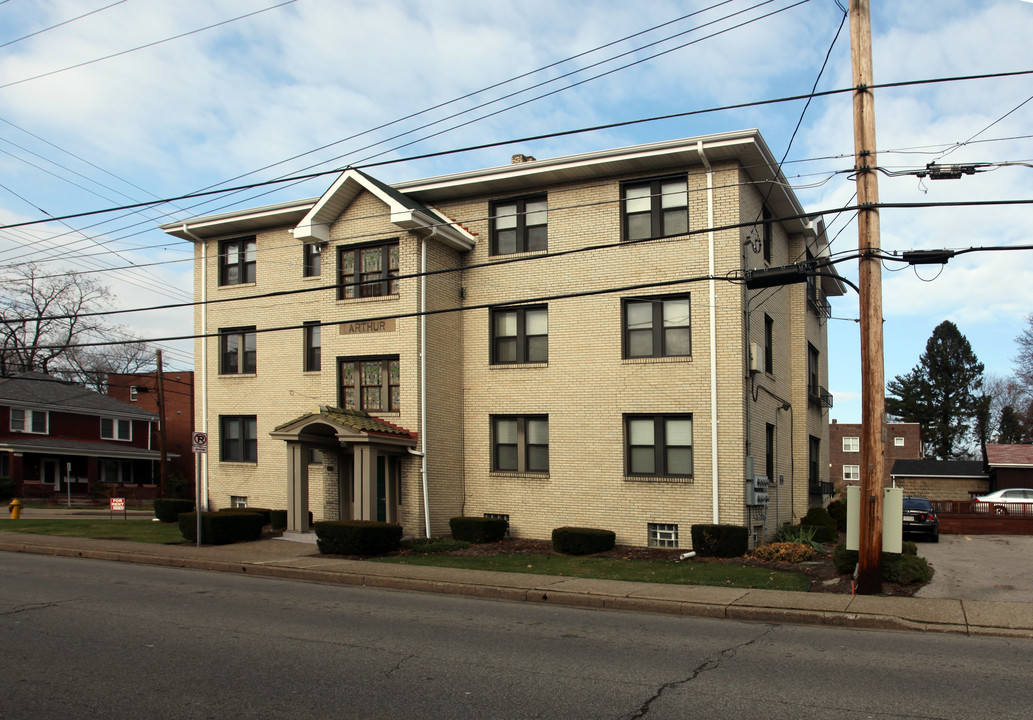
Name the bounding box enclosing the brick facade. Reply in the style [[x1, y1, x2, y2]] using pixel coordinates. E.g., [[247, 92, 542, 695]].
[[829, 419, 923, 494], [165, 131, 843, 547]]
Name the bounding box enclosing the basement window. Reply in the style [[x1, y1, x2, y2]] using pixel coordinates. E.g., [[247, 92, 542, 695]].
[[648, 522, 679, 548]]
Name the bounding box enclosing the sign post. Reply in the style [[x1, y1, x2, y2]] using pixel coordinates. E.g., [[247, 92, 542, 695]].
[[192, 432, 208, 547]]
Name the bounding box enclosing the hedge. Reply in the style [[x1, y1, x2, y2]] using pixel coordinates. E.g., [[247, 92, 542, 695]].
[[831, 543, 932, 584], [551, 527, 616, 555], [690, 524, 748, 558], [178, 511, 265, 545], [154, 498, 194, 523], [449, 516, 507, 544], [218, 506, 272, 526], [314, 520, 402, 556]]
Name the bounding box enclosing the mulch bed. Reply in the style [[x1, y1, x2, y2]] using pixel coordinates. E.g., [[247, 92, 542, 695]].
[[406, 538, 923, 596]]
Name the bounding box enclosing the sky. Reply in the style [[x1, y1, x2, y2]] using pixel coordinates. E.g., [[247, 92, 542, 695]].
[[0, 0, 1030, 425]]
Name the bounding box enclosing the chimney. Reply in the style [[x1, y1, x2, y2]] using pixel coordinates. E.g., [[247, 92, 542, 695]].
[[511, 153, 536, 164]]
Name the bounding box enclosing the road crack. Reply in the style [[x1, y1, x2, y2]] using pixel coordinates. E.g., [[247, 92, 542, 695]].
[[624, 625, 776, 719], [1, 599, 79, 616]]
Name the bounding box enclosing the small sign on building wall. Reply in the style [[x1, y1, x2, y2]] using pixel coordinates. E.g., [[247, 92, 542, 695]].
[[339, 318, 396, 335]]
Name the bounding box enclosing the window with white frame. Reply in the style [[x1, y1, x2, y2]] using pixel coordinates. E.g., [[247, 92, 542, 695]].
[[230, 496, 249, 508], [842, 436, 859, 452], [101, 418, 132, 441], [843, 464, 860, 483], [10, 408, 48, 434], [648, 522, 679, 548], [894, 436, 905, 447]]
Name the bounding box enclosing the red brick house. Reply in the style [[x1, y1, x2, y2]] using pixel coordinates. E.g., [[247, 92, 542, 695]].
[[829, 419, 923, 495], [107, 371, 195, 489], [0, 372, 163, 501]]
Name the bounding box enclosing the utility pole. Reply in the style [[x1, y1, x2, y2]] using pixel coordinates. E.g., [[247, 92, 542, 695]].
[[155, 349, 169, 495], [850, 0, 885, 594]]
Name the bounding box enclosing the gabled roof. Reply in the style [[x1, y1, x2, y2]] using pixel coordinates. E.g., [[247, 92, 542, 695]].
[[271, 405, 415, 444], [293, 168, 475, 249], [986, 444, 1033, 468], [891, 459, 987, 478], [0, 372, 157, 420]]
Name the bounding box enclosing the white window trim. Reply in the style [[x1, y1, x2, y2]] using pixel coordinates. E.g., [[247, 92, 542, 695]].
[[842, 436, 859, 453], [843, 464, 860, 482], [11, 408, 49, 434], [894, 436, 905, 447], [101, 417, 133, 442]]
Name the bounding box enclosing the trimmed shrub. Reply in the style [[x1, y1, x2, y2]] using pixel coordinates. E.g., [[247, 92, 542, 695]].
[[690, 524, 748, 558], [826, 499, 847, 532], [268, 510, 313, 530], [218, 506, 272, 526], [155, 498, 194, 523], [403, 537, 470, 554], [901, 541, 918, 556], [751, 542, 816, 563], [178, 511, 265, 545], [551, 527, 616, 556], [832, 544, 933, 585], [314, 520, 402, 556], [801, 506, 839, 543], [449, 516, 508, 544]]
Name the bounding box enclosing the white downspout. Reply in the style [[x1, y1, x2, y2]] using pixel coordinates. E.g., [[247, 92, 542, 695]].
[[697, 142, 720, 524], [182, 224, 209, 511], [419, 235, 431, 537]]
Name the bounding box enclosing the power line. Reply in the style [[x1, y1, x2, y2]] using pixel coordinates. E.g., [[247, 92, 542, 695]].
[[0, 0, 127, 50]]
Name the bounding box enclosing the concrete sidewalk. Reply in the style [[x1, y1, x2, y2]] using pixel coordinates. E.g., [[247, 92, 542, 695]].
[[2, 529, 1032, 639]]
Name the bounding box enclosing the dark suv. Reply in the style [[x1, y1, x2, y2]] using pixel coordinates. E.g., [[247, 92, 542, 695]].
[[902, 496, 939, 543]]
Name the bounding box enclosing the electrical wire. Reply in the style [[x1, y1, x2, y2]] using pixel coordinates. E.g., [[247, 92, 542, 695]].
[[0, 0, 127, 50]]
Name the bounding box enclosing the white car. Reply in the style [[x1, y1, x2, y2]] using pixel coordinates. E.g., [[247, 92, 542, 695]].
[[972, 488, 1033, 515]]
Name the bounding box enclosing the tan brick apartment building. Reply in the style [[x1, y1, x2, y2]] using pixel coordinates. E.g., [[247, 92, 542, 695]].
[[829, 419, 923, 494], [162, 130, 843, 548]]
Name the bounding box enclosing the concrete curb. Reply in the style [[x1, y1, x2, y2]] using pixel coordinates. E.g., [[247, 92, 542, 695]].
[[4, 537, 1030, 638]]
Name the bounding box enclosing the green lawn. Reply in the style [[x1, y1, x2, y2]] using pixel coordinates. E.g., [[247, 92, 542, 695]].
[[374, 552, 812, 591], [0, 518, 184, 544]]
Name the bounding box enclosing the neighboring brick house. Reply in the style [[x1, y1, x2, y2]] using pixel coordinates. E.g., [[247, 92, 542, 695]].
[[107, 371, 195, 491], [161, 130, 844, 548], [829, 419, 922, 494], [0, 372, 162, 501], [985, 444, 1033, 492], [889, 459, 988, 501]]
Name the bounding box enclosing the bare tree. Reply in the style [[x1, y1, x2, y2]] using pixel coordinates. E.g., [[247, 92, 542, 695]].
[[1016, 312, 1033, 392], [0, 264, 152, 386], [61, 337, 154, 393]]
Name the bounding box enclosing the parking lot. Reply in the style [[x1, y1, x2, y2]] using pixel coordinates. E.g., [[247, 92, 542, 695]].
[[915, 534, 1033, 602]]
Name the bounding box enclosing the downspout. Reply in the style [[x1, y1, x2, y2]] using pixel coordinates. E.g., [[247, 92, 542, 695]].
[[697, 141, 720, 524], [182, 224, 209, 511], [419, 234, 431, 537]]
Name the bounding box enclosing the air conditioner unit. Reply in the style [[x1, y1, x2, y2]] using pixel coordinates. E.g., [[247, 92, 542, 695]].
[[749, 342, 763, 374]]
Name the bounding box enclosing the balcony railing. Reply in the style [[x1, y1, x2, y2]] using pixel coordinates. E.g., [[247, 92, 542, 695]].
[[809, 481, 834, 498], [808, 384, 833, 409], [807, 279, 831, 323]]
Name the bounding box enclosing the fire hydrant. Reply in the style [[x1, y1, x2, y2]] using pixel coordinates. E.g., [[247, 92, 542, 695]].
[[8, 498, 22, 519]]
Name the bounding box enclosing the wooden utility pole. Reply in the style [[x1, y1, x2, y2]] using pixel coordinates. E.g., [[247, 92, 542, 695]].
[[850, 0, 886, 594], [155, 350, 169, 495]]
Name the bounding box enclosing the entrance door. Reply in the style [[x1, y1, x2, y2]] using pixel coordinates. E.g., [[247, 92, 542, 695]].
[[376, 456, 387, 522], [41, 458, 60, 489]]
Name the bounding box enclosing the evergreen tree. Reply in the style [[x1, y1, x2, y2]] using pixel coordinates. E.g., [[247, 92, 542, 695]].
[[886, 320, 985, 459]]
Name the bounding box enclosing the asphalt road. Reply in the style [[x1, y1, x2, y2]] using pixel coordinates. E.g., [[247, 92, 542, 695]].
[[915, 534, 1033, 602], [3, 553, 1033, 720]]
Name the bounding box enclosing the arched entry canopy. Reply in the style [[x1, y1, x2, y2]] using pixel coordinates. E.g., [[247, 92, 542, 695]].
[[269, 406, 416, 534]]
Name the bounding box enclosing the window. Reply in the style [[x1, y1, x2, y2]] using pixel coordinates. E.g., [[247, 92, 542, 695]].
[[0, 452, 9, 478], [807, 343, 820, 401], [648, 523, 679, 548], [765, 423, 775, 481], [100, 459, 132, 484], [306, 448, 324, 465], [492, 415, 549, 473], [219, 237, 256, 285], [623, 295, 691, 358], [304, 322, 321, 372], [220, 327, 257, 374], [625, 415, 693, 478], [220, 415, 258, 463], [894, 436, 905, 447], [483, 513, 510, 536], [340, 357, 400, 412], [762, 206, 773, 263], [230, 496, 248, 508], [622, 176, 688, 241], [101, 418, 132, 441], [809, 435, 821, 488], [339, 241, 399, 299], [130, 386, 139, 402], [491, 196, 547, 255], [491, 306, 547, 364], [843, 436, 859, 452], [763, 314, 774, 374], [843, 464, 860, 483], [303, 243, 322, 277], [10, 408, 48, 434]]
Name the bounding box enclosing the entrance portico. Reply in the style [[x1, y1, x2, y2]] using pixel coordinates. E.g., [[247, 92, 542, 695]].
[[270, 406, 417, 534]]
